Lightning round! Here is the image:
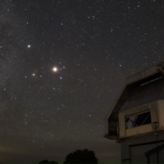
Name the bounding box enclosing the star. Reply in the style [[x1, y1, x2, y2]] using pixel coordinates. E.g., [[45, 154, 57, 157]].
[[1, 1, 164, 163], [52, 67, 58, 72]]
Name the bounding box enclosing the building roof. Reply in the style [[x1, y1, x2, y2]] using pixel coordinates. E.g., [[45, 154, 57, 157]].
[[105, 62, 164, 121], [120, 75, 164, 112]]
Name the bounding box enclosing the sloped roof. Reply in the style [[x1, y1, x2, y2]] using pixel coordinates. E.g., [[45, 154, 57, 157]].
[[105, 62, 164, 121], [120, 75, 164, 112]]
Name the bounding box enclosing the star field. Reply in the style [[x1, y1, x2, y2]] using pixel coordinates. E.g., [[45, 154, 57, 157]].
[[0, 0, 164, 163]]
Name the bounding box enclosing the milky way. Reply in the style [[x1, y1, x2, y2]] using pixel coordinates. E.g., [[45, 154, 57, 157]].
[[0, 0, 164, 163]]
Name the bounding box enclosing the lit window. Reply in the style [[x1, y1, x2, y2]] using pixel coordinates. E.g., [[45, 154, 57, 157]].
[[125, 112, 151, 129]]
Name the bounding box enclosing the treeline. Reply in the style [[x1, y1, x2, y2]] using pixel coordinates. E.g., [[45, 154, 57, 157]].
[[39, 149, 99, 163]]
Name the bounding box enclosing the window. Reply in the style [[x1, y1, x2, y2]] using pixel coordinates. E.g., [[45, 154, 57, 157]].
[[125, 112, 151, 129]]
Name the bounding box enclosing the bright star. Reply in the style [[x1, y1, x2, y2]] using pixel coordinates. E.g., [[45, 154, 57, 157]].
[[32, 73, 36, 77], [27, 45, 31, 48], [52, 67, 58, 72]]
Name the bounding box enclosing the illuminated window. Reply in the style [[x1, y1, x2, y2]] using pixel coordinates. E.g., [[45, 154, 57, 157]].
[[125, 112, 151, 129]]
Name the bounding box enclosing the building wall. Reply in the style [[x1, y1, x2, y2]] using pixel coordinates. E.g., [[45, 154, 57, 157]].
[[157, 100, 164, 130], [148, 146, 164, 163], [131, 143, 157, 163], [149, 153, 156, 163], [158, 149, 164, 163], [121, 132, 164, 163]]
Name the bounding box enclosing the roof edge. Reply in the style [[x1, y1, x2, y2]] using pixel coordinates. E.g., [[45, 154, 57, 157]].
[[126, 62, 164, 85]]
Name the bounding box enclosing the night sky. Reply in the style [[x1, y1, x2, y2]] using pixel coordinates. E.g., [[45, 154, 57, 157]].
[[0, 0, 164, 163]]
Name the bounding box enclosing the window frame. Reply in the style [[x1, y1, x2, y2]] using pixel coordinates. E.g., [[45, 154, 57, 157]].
[[125, 111, 151, 129]]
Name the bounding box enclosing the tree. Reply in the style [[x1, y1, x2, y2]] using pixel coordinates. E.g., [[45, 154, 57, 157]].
[[64, 149, 98, 163], [39, 160, 58, 163]]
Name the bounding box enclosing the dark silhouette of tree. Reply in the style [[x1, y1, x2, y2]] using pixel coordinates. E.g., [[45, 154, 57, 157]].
[[39, 160, 58, 163], [64, 149, 98, 163]]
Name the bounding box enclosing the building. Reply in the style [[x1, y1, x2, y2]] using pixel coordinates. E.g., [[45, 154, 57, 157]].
[[104, 62, 164, 163], [145, 143, 164, 163]]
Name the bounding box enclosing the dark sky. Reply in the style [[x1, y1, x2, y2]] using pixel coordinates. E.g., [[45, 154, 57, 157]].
[[0, 0, 164, 163]]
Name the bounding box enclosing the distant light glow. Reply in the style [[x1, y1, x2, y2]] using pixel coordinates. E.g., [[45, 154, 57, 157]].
[[27, 45, 31, 48]]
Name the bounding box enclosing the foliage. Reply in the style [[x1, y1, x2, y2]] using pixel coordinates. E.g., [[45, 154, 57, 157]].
[[64, 149, 98, 163], [39, 159, 58, 163]]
